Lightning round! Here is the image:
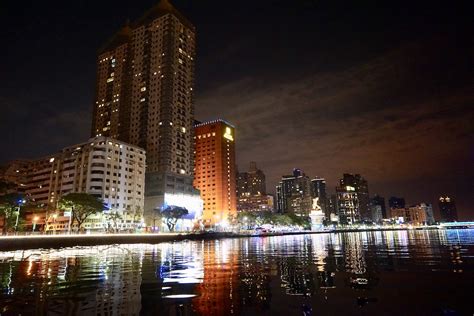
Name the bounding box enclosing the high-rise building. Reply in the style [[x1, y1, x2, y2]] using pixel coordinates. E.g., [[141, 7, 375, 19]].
[[193, 120, 237, 227], [19, 137, 146, 231], [335, 174, 370, 224], [90, 0, 198, 224], [237, 162, 266, 196], [439, 196, 458, 222], [310, 177, 327, 216], [276, 169, 312, 215], [371, 194, 387, 218], [236, 162, 273, 212]]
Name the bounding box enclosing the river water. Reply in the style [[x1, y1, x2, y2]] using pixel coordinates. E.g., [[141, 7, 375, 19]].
[[0, 229, 473, 315]]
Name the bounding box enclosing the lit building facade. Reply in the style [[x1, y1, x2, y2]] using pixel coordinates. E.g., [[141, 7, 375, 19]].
[[90, 0, 199, 226], [335, 174, 370, 224], [21, 137, 146, 231], [276, 169, 312, 215], [236, 162, 273, 212], [439, 196, 458, 222], [193, 120, 237, 227], [391, 203, 435, 225], [237, 162, 266, 196]]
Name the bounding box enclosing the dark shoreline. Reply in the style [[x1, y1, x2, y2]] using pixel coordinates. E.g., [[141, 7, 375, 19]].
[[0, 226, 445, 252]]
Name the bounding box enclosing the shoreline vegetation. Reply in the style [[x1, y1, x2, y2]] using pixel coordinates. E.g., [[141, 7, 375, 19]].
[[0, 225, 457, 252]]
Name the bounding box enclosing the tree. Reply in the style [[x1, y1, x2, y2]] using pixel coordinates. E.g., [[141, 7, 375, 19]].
[[160, 205, 188, 232], [133, 205, 143, 227], [0, 193, 24, 235], [288, 213, 311, 229], [105, 211, 122, 233], [59, 193, 104, 233]]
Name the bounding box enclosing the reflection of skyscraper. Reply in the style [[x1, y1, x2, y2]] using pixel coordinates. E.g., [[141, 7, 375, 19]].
[[96, 248, 142, 316], [277, 237, 316, 296], [341, 233, 367, 275], [239, 247, 272, 311], [192, 240, 240, 315]]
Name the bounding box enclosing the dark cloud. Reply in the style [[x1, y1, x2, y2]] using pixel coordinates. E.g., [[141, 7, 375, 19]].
[[196, 37, 474, 217]]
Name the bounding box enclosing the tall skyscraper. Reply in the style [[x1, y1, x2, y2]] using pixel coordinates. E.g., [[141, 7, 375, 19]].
[[439, 196, 458, 222], [193, 120, 237, 227], [310, 177, 327, 216], [90, 0, 198, 223], [276, 168, 312, 215], [335, 174, 370, 224]]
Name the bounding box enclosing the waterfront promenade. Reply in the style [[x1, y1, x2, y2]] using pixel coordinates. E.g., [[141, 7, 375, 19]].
[[0, 225, 451, 251]]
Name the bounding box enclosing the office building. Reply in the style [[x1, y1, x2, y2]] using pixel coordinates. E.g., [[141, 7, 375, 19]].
[[237, 162, 266, 196], [236, 162, 273, 212], [276, 169, 312, 215], [335, 174, 370, 224], [90, 0, 198, 225], [193, 120, 236, 227], [439, 196, 458, 222]]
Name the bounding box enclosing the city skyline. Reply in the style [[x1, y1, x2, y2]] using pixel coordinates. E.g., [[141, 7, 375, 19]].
[[0, 0, 472, 218]]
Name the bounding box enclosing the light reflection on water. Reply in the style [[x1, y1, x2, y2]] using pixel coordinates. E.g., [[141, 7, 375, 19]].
[[0, 229, 473, 315]]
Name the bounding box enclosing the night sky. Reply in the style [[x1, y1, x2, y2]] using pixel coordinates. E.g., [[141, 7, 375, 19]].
[[1, 0, 472, 219]]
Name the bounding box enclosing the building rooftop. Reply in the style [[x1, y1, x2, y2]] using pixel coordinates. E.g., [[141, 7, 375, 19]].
[[194, 119, 235, 128]]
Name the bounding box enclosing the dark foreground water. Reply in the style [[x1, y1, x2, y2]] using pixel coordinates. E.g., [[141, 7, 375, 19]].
[[1, 230, 473, 316]]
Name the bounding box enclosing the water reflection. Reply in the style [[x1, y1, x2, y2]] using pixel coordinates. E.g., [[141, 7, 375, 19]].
[[0, 229, 473, 315]]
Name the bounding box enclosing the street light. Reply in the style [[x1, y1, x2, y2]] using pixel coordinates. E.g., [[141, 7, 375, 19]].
[[32, 216, 39, 233], [51, 213, 58, 235], [15, 199, 26, 233]]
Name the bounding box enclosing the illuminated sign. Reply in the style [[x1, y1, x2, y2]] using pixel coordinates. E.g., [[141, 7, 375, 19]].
[[346, 186, 355, 191], [223, 127, 233, 141]]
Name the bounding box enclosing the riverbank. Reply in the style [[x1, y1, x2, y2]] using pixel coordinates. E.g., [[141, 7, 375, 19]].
[[0, 226, 443, 251]]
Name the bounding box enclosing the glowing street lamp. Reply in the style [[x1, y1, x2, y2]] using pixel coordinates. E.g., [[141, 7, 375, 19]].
[[32, 216, 39, 233], [15, 199, 26, 233]]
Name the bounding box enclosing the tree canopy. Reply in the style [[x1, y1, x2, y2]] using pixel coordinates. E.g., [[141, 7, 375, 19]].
[[234, 211, 311, 230], [0, 193, 25, 234], [160, 205, 188, 232], [59, 193, 105, 232]]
